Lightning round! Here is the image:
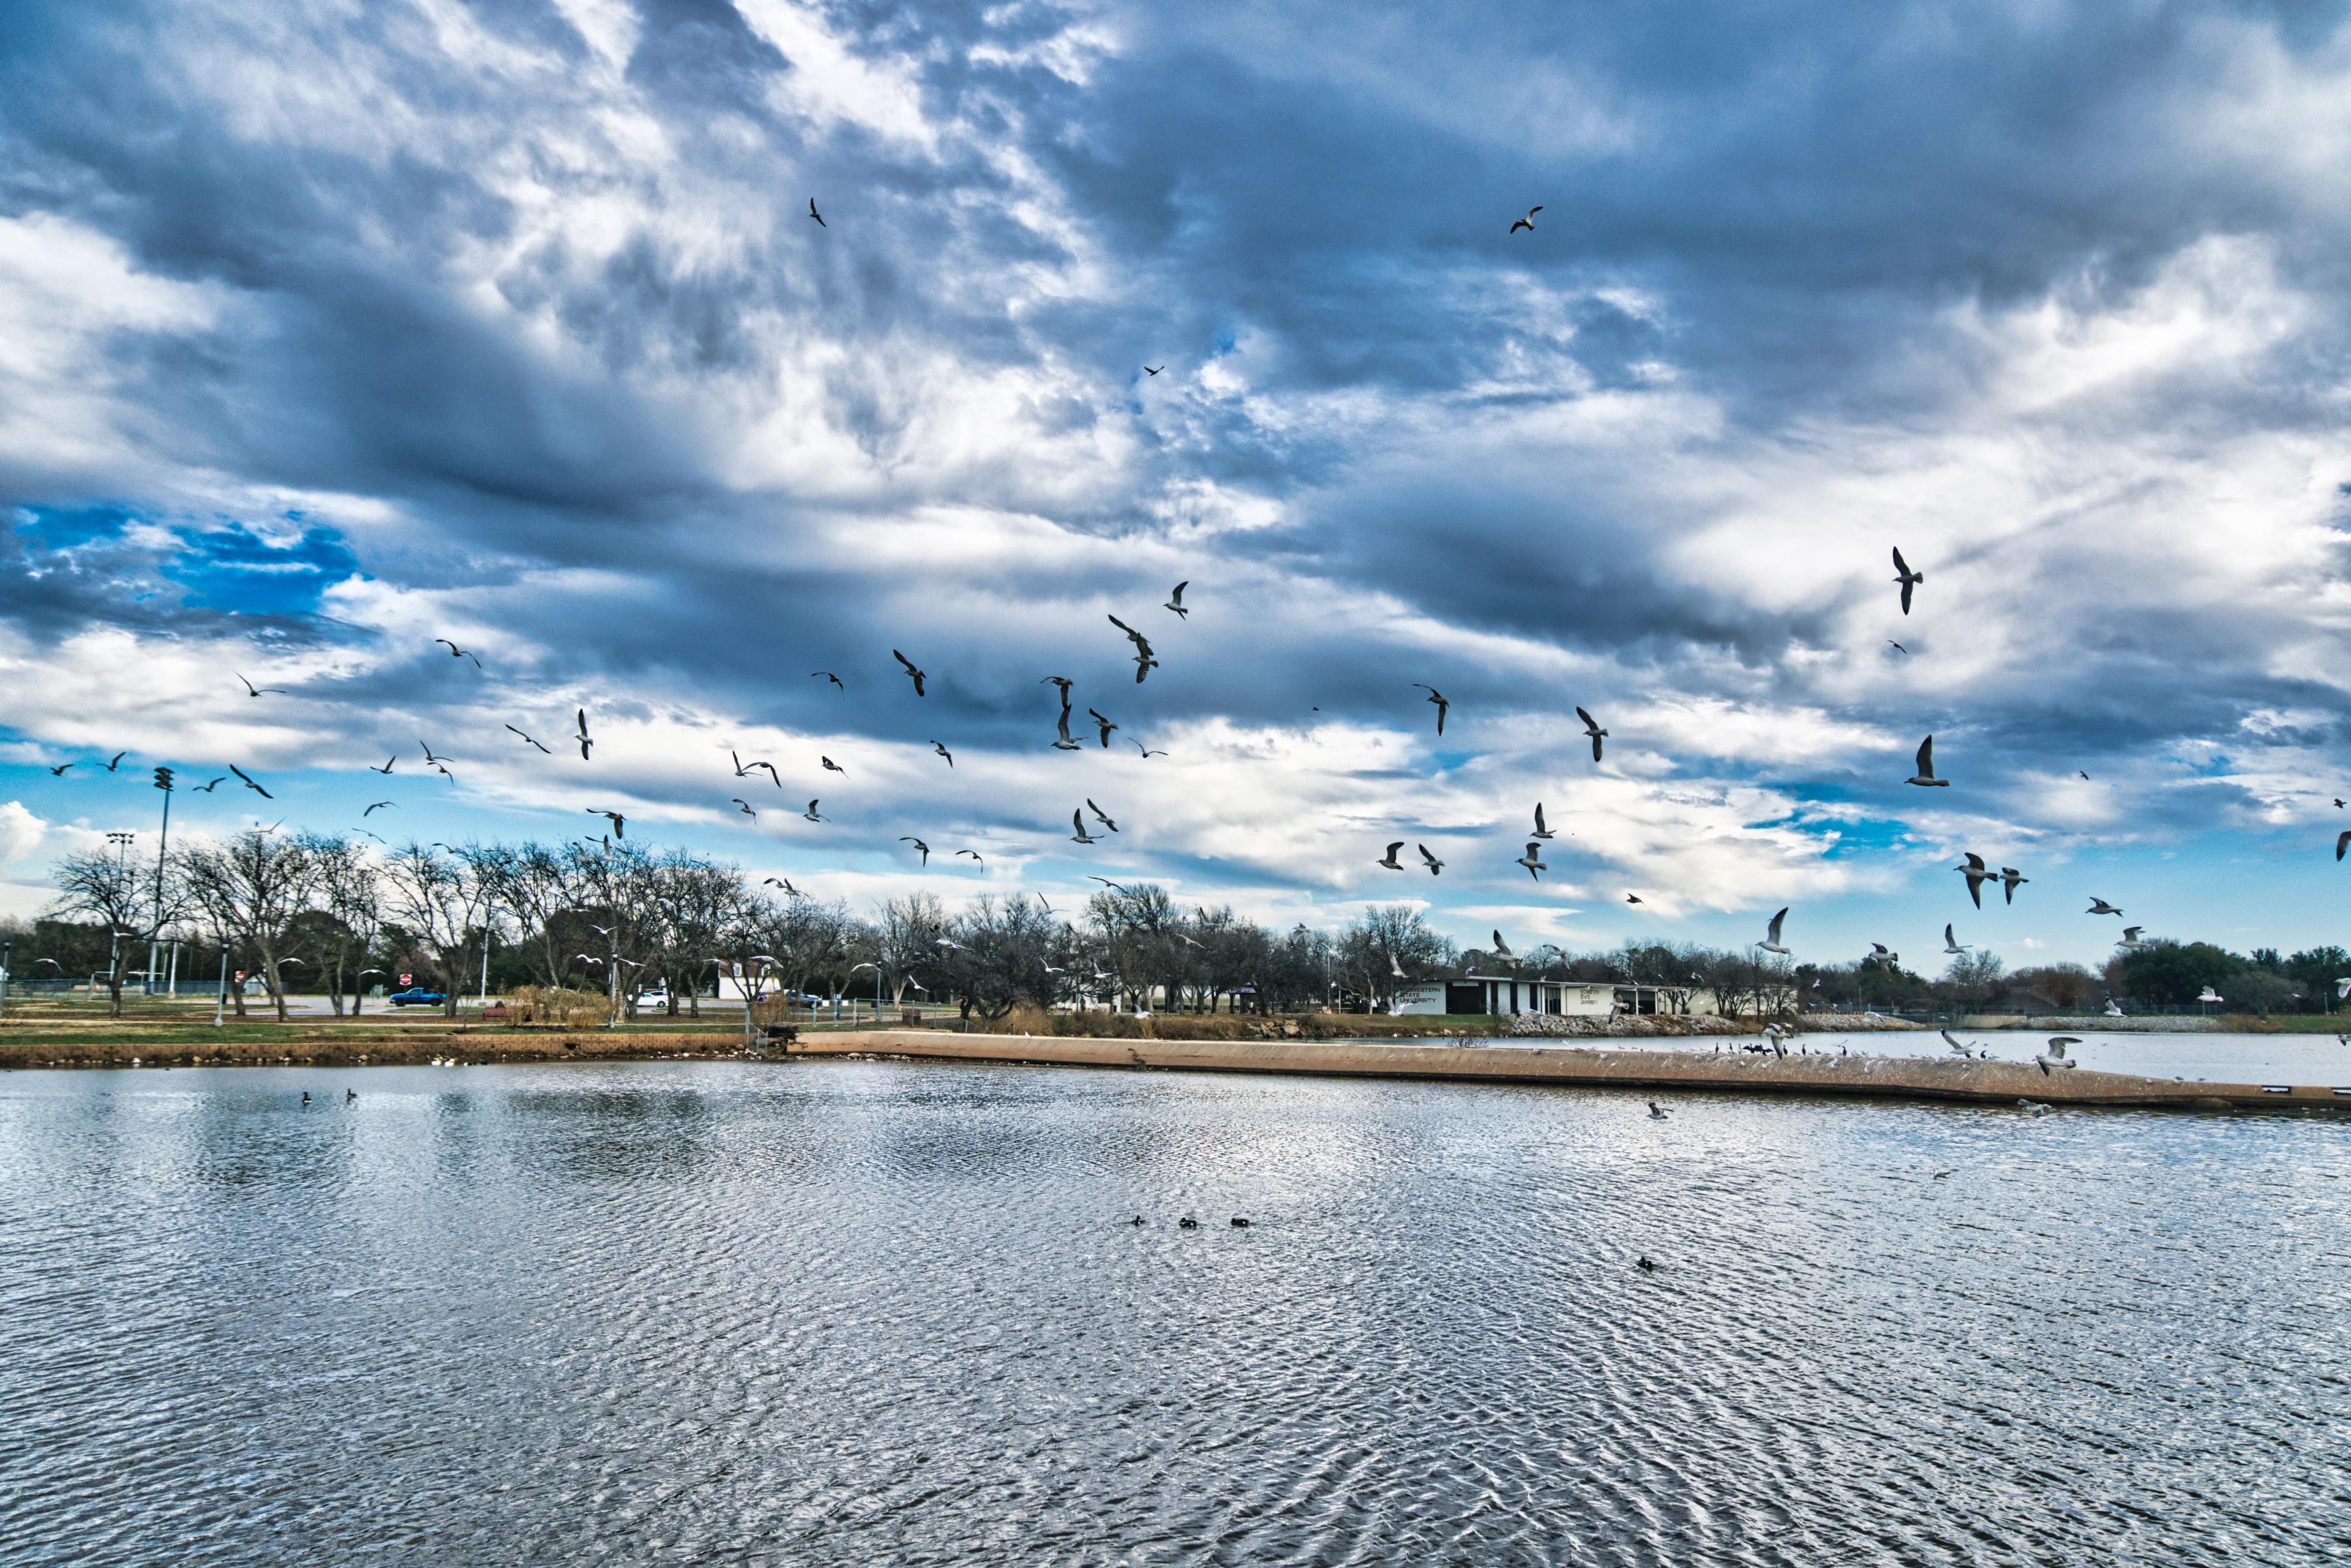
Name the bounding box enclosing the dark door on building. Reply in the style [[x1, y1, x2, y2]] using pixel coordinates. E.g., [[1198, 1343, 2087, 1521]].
[[1445, 983, 1487, 1015]]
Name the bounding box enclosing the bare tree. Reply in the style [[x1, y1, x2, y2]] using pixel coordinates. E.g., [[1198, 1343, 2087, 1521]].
[[302, 833, 380, 1016], [1335, 904, 1453, 1013], [47, 850, 185, 1017], [877, 892, 948, 1005], [178, 830, 319, 1021], [944, 895, 1062, 1026], [379, 842, 499, 1018]]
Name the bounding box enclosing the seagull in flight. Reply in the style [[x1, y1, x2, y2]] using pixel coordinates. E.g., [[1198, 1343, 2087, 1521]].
[[1417, 843, 1444, 876], [1130, 737, 1168, 758], [812, 670, 844, 691], [362, 801, 394, 816], [1490, 930, 1515, 959], [1164, 581, 1189, 619], [229, 765, 272, 799], [932, 741, 953, 767], [575, 709, 593, 760], [1892, 547, 1924, 614], [821, 756, 846, 776], [732, 798, 757, 819], [421, 741, 454, 767], [104, 752, 127, 771], [1906, 735, 1948, 787], [1088, 708, 1119, 748], [1515, 842, 1546, 880], [2036, 1037, 2080, 1075], [47, 762, 73, 776], [1758, 907, 1790, 955], [235, 672, 287, 698], [2118, 925, 2152, 951], [1052, 705, 1083, 751], [433, 639, 481, 668], [803, 800, 825, 822], [1086, 798, 1119, 832], [1109, 618, 1156, 683], [2086, 898, 2123, 916], [1888, 640, 1909, 655], [892, 650, 926, 696], [1943, 924, 1970, 955], [1577, 707, 1608, 763], [2000, 866, 2029, 904], [506, 724, 551, 753], [1646, 1101, 1670, 1120], [1625, 893, 1643, 904], [1144, 364, 1163, 376], [1130, 651, 1158, 683], [587, 808, 624, 838], [1070, 809, 1098, 844], [742, 757, 782, 787], [900, 836, 931, 866], [1042, 674, 1073, 700], [1378, 842, 1404, 869], [1956, 852, 1993, 908], [370, 756, 397, 775], [1531, 803, 1555, 840], [1412, 684, 1450, 735], [1509, 204, 1542, 233], [808, 197, 825, 228], [2338, 830, 2351, 862], [763, 876, 802, 898], [956, 849, 984, 865], [193, 777, 227, 793]]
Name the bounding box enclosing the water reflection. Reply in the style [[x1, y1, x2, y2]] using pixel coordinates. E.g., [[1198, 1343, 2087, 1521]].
[[0, 1059, 2344, 1566]]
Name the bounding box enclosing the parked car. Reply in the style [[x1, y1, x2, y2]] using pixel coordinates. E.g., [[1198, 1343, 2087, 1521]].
[[634, 989, 672, 1008], [388, 988, 447, 1008]]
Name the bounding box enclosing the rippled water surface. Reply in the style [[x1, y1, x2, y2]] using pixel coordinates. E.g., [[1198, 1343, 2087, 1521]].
[[1460, 1029, 2351, 1084], [2, 1060, 2347, 1566]]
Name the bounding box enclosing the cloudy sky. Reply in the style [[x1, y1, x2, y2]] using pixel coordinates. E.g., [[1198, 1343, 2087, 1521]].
[[4, 0, 2349, 969]]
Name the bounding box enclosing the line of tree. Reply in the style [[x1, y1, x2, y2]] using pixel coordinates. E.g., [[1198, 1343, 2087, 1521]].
[[24, 832, 2344, 1022]]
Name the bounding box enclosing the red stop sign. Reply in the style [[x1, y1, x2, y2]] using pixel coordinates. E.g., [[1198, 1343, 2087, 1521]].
[[400, 973, 413, 985], [234, 970, 245, 981]]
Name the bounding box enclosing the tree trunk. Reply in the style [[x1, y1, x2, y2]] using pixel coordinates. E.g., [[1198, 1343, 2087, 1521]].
[[106, 950, 125, 1018]]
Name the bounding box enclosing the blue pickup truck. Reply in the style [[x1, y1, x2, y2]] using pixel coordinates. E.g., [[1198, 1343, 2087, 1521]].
[[388, 988, 448, 1008]]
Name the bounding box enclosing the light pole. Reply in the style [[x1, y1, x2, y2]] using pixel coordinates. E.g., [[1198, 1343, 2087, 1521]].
[[478, 928, 491, 1008], [148, 768, 174, 996], [1, 936, 10, 1019], [213, 948, 229, 1027]]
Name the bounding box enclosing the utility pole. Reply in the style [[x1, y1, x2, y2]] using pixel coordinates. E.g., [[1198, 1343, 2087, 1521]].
[[213, 948, 228, 1027], [479, 928, 490, 1008], [1, 936, 10, 1019], [148, 768, 173, 998]]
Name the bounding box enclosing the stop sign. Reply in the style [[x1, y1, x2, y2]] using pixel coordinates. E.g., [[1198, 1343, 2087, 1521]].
[[234, 970, 244, 982], [400, 973, 413, 985]]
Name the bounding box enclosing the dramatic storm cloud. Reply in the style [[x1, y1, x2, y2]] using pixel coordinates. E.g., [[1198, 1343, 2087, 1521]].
[[4, 0, 2349, 964]]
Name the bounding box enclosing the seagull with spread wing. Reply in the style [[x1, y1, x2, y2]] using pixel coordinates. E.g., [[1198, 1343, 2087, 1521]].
[[1164, 581, 1189, 619], [1515, 843, 1547, 880], [1956, 852, 1993, 908], [1577, 707, 1607, 763], [932, 741, 953, 768], [1086, 799, 1119, 833], [433, 639, 482, 668], [235, 672, 286, 698], [1417, 844, 1444, 876], [900, 836, 931, 866], [1378, 842, 1404, 869], [1906, 735, 1948, 787], [575, 710, 593, 760], [1531, 803, 1555, 840], [1758, 907, 1790, 955], [1089, 708, 1119, 748], [229, 765, 272, 799], [587, 808, 624, 838], [1070, 809, 1098, 845], [893, 650, 926, 696], [1892, 547, 1924, 614], [506, 724, 551, 754]]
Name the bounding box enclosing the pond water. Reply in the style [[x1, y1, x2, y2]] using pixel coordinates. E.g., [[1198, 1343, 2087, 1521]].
[[1, 1058, 2345, 1565]]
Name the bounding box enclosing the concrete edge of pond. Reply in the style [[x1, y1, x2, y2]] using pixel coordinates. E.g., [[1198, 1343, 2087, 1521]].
[[786, 1030, 2351, 1114]]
